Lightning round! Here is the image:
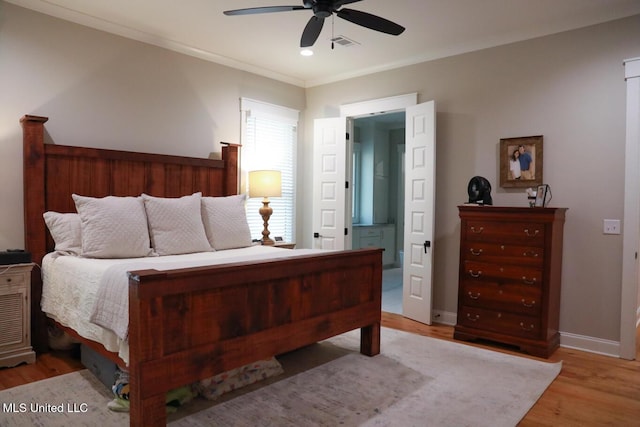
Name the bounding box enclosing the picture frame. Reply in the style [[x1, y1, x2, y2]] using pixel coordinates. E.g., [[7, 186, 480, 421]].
[[535, 184, 548, 207], [499, 135, 543, 188]]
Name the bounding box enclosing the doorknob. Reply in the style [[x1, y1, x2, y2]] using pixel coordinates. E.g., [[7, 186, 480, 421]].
[[424, 240, 431, 253]]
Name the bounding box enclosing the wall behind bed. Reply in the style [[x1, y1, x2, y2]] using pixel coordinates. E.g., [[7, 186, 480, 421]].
[[0, 1, 305, 251]]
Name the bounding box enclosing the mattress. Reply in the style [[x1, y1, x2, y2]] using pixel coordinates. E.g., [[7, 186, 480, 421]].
[[41, 245, 326, 365]]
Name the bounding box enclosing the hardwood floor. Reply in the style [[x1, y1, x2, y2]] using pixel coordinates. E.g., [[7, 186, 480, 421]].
[[0, 347, 83, 390], [1, 313, 639, 425]]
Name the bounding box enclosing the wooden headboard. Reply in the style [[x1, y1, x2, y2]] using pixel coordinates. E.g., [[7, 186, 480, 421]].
[[21, 114, 240, 351]]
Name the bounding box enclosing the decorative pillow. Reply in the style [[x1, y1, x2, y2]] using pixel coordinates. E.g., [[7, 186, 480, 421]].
[[142, 193, 212, 256], [201, 194, 253, 250], [72, 194, 153, 259], [43, 212, 82, 256]]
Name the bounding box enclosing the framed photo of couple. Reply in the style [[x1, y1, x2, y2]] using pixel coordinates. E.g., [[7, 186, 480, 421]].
[[499, 135, 543, 188]]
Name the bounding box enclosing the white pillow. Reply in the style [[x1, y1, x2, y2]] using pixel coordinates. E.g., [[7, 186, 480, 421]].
[[142, 193, 212, 256], [43, 212, 82, 256], [201, 195, 253, 250], [72, 194, 153, 259]]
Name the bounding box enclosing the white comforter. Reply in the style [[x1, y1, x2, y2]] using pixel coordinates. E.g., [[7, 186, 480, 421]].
[[41, 246, 327, 365]]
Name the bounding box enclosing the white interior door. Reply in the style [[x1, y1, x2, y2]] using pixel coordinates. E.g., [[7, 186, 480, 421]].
[[312, 117, 347, 250], [402, 100, 436, 324]]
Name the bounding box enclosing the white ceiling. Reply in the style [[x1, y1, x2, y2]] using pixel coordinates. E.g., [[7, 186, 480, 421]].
[[8, 0, 640, 87]]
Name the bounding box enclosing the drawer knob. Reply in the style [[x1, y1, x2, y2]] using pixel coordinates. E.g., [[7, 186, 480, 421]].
[[468, 270, 482, 278], [522, 276, 536, 285], [469, 248, 483, 256], [466, 313, 480, 322], [521, 299, 536, 308], [6, 278, 11, 283], [470, 226, 484, 234], [468, 291, 481, 300], [524, 229, 540, 237], [520, 322, 535, 332], [523, 250, 539, 257]]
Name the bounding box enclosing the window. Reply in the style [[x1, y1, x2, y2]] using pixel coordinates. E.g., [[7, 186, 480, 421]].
[[241, 98, 298, 243]]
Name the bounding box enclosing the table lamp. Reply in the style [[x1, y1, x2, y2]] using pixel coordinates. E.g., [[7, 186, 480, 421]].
[[249, 170, 282, 245]]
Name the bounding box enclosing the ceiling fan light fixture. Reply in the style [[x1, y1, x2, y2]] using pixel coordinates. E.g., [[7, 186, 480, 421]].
[[300, 48, 314, 56]]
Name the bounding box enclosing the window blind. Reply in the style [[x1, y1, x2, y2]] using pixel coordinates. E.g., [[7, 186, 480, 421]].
[[241, 98, 298, 243]]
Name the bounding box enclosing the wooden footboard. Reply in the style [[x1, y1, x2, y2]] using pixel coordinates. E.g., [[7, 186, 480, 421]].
[[128, 248, 382, 426]]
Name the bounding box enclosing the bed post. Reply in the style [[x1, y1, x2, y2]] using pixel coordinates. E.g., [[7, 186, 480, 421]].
[[21, 114, 49, 353], [221, 142, 240, 196], [361, 323, 381, 356]]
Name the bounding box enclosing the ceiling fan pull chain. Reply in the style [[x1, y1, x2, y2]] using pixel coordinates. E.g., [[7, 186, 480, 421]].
[[331, 15, 335, 49]]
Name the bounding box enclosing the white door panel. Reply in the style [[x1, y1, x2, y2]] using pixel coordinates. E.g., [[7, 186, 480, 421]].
[[313, 118, 347, 250], [403, 101, 436, 324]]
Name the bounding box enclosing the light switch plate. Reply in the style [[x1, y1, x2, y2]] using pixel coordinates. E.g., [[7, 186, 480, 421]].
[[603, 219, 621, 235]]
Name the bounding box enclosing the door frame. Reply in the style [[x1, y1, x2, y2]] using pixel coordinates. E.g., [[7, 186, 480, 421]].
[[340, 94, 418, 249], [621, 57, 640, 360], [340, 93, 418, 118], [340, 93, 418, 254], [340, 93, 426, 318]]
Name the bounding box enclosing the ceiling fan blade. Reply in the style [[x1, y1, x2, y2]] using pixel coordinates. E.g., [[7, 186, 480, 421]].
[[334, 0, 363, 7], [300, 16, 325, 47], [337, 8, 405, 35], [224, 6, 307, 16]]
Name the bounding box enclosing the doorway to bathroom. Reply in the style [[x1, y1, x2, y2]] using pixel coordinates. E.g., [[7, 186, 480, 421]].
[[350, 112, 405, 315], [313, 95, 435, 324]]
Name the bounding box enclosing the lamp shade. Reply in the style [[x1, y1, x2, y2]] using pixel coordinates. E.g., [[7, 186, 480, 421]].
[[249, 170, 282, 198]]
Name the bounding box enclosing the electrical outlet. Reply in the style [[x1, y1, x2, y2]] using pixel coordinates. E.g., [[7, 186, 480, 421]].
[[603, 219, 621, 235]]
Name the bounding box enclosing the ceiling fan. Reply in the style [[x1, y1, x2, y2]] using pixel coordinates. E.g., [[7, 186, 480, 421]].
[[223, 0, 405, 48]]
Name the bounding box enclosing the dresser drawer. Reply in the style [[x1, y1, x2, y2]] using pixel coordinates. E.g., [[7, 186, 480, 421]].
[[458, 306, 542, 340], [461, 241, 543, 267], [463, 260, 542, 285], [460, 280, 541, 316], [465, 220, 546, 246]]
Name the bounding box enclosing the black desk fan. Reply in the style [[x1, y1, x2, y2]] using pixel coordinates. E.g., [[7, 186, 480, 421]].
[[467, 176, 493, 205]]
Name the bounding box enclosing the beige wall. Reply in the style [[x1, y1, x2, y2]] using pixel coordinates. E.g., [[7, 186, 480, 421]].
[[3, 1, 640, 347], [0, 2, 305, 250], [303, 15, 640, 344]]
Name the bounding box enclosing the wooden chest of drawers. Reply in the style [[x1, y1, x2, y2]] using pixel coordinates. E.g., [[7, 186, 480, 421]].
[[454, 206, 567, 358]]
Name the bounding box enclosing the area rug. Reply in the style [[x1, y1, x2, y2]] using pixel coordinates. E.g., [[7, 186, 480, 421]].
[[0, 328, 561, 427]]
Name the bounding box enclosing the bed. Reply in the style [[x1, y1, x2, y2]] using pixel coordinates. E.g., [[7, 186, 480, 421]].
[[21, 115, 383, 426]]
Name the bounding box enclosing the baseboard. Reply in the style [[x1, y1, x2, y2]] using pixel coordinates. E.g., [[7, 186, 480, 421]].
[[433, 310, 622, 358], [559, 332, 620, 358], [432, 309, 456, 326]]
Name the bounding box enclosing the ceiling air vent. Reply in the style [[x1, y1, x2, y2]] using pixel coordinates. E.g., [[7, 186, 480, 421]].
[[330, 35, 360, 47]]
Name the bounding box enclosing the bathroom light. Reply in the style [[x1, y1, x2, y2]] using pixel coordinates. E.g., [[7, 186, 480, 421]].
[[300, 49, 313, 56]]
